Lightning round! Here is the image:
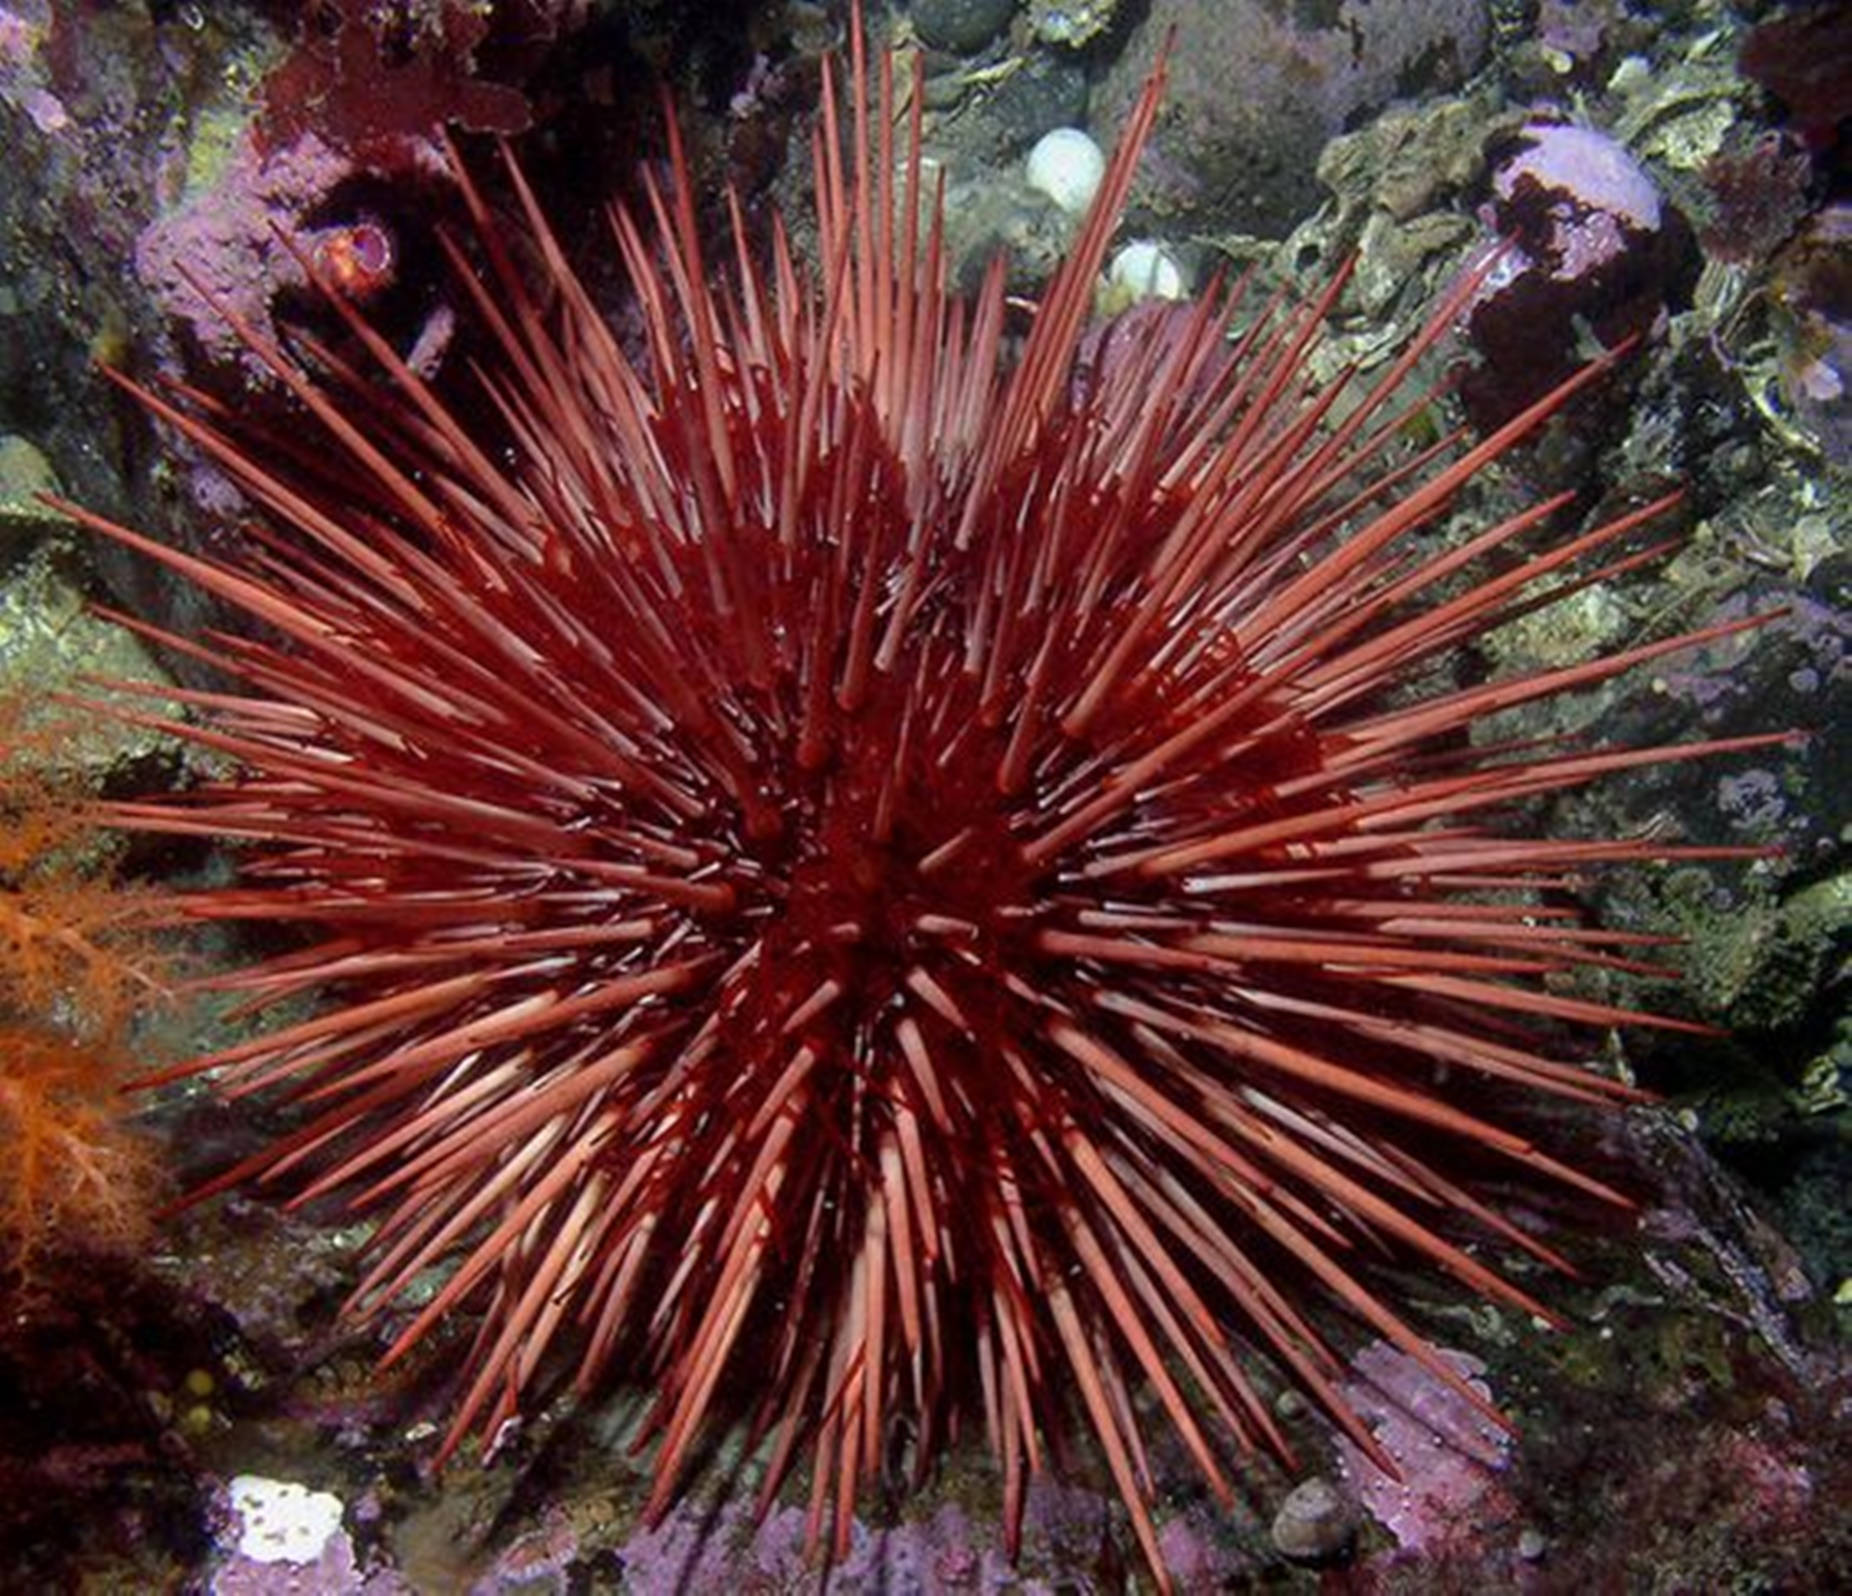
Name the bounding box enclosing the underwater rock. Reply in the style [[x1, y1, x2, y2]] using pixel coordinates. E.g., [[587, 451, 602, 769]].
[[1770, 202, 1852, 467], [1335, 1343, 1517, 1557], [1739, 2, 1852, 157], [208, 1474, 405, 1595], [1461, 119, 1700, 430], [133, 128, 448, 382], [0, 432, 65, 547], [1094, 0, 1490, 237], [913, 0, 1019, 56], [1030, 0, 1118, 49]]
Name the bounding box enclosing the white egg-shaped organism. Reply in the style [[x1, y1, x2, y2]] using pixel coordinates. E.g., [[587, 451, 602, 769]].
[[1026, 127, 1106, 216], [1107, 240, 1188, 303]]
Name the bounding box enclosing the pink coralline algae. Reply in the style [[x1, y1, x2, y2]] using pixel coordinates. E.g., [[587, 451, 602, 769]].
[[206, 1475, 407, 1596], [1460, 120, 1697, 428], [0, 5, 68, 133], [472, 1477, 1252, 1593], [1535, 0, 1613, 71], [1494, 124, 1662, 272], [610, 1499, 1024, 1594], [133, 129, 445, 380], [1335, 1341, 1518, 1556]]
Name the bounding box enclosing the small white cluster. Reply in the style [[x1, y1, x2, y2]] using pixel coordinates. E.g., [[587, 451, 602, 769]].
[[225, 1474, 346, 1565]]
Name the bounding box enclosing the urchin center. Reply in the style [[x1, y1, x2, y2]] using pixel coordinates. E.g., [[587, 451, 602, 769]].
[[748, 703, 1043, 1024], [792, 752, 1031, 956]]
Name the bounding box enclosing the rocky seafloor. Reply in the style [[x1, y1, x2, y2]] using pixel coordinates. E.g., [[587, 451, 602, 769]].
[[0, 0, 1847, 1590]]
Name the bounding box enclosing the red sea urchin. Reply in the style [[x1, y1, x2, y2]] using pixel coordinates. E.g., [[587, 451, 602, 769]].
[[67, 19, 1783, 1588]]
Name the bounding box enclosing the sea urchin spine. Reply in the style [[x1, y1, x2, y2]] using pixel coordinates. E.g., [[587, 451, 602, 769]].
[[66, 15, 1785, 1588]]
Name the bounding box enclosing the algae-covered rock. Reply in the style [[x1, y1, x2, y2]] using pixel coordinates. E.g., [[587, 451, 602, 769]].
[[1656, 867, 1851, 1037], [1095, 0, 1490, 238], [0, 540, 182, 789], [0, 433, 68, 552]]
